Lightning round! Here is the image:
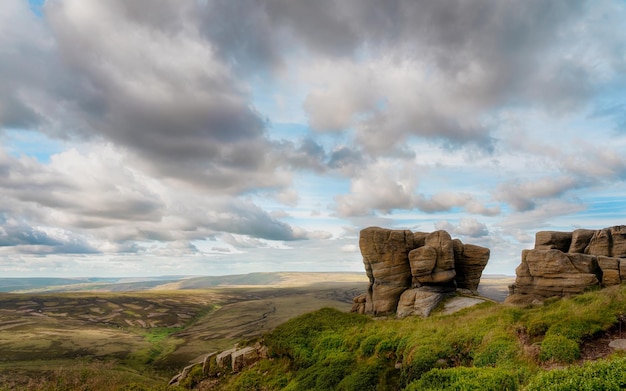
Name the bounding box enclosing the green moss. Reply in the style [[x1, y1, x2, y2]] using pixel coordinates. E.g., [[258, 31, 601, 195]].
[[539, 335, 580, 363], [406, 366, 524, 391], [526, 357, 626, 390]]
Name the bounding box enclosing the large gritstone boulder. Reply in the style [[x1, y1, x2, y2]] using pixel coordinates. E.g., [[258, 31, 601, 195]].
[[354, 227, 490, 316], [506, 225, 626, 305]]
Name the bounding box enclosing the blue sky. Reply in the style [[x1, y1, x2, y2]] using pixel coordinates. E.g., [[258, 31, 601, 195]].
[[1, 0, 626, 277]]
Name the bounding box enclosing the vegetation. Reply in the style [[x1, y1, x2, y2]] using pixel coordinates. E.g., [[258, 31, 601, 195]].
[[213, 285, 626, 390], [4, 278, 626, 390], [0, 281, 360, 390]]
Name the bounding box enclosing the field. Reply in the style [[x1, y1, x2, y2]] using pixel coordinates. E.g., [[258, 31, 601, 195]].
[[0, 273, 370, 390]]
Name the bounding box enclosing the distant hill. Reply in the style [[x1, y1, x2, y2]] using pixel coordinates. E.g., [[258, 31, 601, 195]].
[[0, 273, 515, 302]]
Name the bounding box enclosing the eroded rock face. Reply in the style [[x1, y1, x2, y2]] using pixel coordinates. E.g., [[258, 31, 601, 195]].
[[354, 227, 489, 316], [507, 225, 626, 305]]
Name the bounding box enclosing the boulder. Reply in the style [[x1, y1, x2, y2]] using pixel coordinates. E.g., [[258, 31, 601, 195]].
[[409, 231, 456, 285], [354, 227, 489, 316], [611, 226, 626, 257], [216, 348, 237, 369], [534, 231, 572, 252], [232, 347, 258, 372], [396, 288, 445, 318], [507, 225, 626, 304], [586, 228, 612, 257], [359, 227, 415, 314], [455, 244, 490, 293], [351, 293, 367, 314], [568, 229, 595, 253], [598, 256, 621, 286]]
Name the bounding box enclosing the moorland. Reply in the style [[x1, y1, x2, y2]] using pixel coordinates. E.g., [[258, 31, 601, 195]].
[[7, 272, 613, 391], [0, 272, 369, 390]]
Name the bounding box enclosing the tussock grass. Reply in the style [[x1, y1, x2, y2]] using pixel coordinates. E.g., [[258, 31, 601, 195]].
[[218, 285, 626, 390]]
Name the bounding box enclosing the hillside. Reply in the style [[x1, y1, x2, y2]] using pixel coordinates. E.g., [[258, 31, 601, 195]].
[[194, 285, 626, 390], [0, 275, 367, 390]]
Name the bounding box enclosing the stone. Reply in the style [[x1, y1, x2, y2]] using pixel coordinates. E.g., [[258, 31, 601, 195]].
[[409, 231, 456, 285], [216, 347, 237, 369], [232, 347, 258, 372], [598, 256, 621, 286], [396, 288, 445, 318], [409, 246, 437, 280], [351, 293, 367, 314], [359, 227, 415, 314], [202, 352, 218, 375], [525, 250, 578, 276], [507, 247, 602, 302], [586, 228, 612, 257], [569, 229, 595, 253], [535, 231, 572, 252], [354, 227, 489, 316], [455, 244, 490, 293], [611, 226, 626, 257], [609, 339, 626, 350], [169, 363, 202, 386], [440, 296, 486, 315]]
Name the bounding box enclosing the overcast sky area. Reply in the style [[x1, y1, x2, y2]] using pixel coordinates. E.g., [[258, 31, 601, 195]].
[[1, 0, 626, 277]]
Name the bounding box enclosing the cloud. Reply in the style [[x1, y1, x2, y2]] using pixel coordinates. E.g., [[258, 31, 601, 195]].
[[495, 176, 580, 212], [0, 144, 313, 256], [0, 215, 98, 254], [334, 161, 500, 217], [435, 218, 489, 238]]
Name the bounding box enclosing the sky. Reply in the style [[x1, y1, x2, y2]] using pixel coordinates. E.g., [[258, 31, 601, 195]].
[[1, 0, 626, 277]]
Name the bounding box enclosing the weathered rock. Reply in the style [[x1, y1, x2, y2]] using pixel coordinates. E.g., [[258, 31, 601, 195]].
[[396, 288, 445, 318], [169, 363, 202, 386], [598, 256, 621, 286], [569, 229, 595, 253], [586, 228, 612, 257], [216, 347, 237, 369], [232, 347, 258, 372], [535, 231, 572, 252], [359, 227, 415, 314], [609, 339, 626, 350], [507, 226, 626, 304], [611, 226, 626, 257], [355, 227, 489, 316], [351, 293, 367, 314], [455, 244, 490, 293], [409, 231, 456, 285], [202, 352, 218, 375]]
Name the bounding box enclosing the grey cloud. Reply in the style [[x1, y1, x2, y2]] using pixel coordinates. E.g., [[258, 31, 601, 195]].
[[209, 200, 304, 241], [495, 176, 580, 212], [1, 0, 281, 194], [435, 218, 489, 238], [0, 215, 98, 254], [335, 164, 499, 217]]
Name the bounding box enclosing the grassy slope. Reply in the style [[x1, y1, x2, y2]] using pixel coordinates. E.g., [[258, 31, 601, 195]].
[[0, 282, 363, 390], [214, 285, 626, 391]]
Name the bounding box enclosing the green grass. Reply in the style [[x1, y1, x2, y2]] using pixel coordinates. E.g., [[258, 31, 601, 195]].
[[215, 285, 626, 390]]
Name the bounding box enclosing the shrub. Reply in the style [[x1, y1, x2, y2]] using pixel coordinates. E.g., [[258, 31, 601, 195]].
[[360, 335, 383, 357], [406, 366, 523, 391], [539, 335, 580, 363], [526, 320, 549, 337], [526, 357, 626, 391], [473, 337, 518, 367]]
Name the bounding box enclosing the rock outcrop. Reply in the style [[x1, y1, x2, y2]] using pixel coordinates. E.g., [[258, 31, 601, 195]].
[[506, 225, 626, 305], [352, 227, 490, 317], [169, 343, 268, 386]]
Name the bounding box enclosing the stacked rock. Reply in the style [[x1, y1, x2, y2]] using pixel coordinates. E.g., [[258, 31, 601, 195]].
[[352, 227, 490, 317], [506, 226, 626, 305]]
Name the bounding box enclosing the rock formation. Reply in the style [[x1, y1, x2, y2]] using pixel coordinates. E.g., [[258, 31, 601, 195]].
[[352, 227, 490, 317], [169, 343, 268, 386], [506, 225, 626, 305]]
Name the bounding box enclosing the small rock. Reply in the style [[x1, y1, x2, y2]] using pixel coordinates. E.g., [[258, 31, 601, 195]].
[[609, 339, 626, 350]]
